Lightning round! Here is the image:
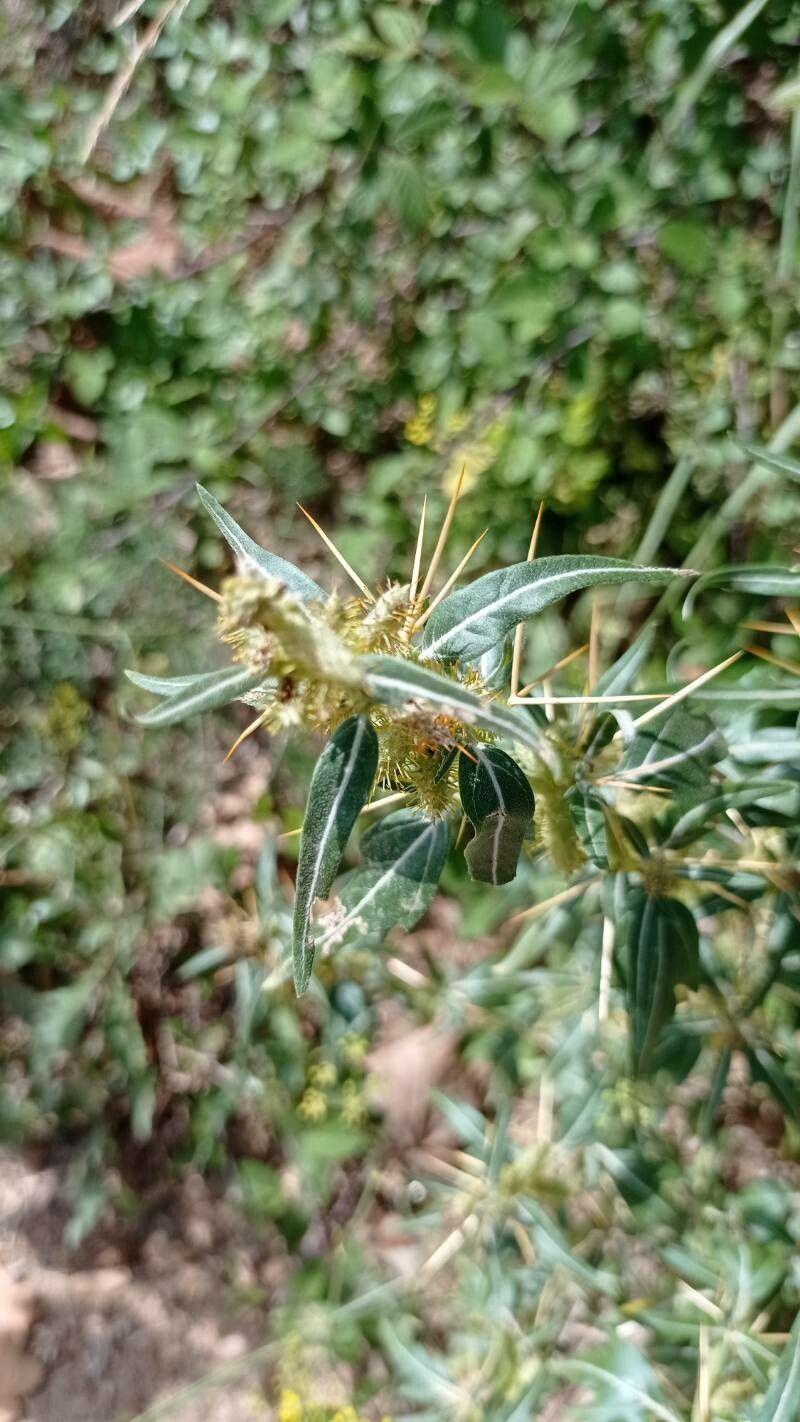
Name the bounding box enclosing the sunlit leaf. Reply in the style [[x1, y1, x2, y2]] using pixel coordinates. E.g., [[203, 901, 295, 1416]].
[[196, 483, 326, 603], [420, 556, 684, 664], [131, 665, 267, 727], [363, 654, 543, 752]]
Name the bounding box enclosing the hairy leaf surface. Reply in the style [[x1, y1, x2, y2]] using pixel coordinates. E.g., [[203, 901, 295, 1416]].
[[131, 665, 266, 727], [317, 809, 449, 952], [363, 655, 543, 752], [197, 483, 325, 603], [459, 745, 534, 884], [420, 556, 683, 664], [292, 715, 378, 994]]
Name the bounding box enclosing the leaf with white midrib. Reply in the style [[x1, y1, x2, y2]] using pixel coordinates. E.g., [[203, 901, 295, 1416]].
[[459, 745, 534, 885], [317, 810, 449, 952], [292, 715, 378, 994], [363, 655, 543, 754], [131, 665, 267, 727], [196, 483, 325, 603], [420, 555, 685, 664]]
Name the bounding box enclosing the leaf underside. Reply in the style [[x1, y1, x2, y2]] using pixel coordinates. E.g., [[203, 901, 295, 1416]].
[[459, 745, 535, 885]]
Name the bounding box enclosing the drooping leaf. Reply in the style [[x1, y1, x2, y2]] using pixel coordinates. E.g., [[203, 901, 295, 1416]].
[[292, 715, 378, 995], [620, 706, 725, 803], [130, 665, 267, 727], [753, 1307, 800, 1422], [458, 745, 534, 885], [363, 654, 543, 753], [626, 890, 701, 1074], [729, 729, 800, 766], [684, 563, 800, 617], [196, 483, 325, 603], [567, 785, 609, 868], [316, 809, 449, 953], [419, 555, 684, 665]]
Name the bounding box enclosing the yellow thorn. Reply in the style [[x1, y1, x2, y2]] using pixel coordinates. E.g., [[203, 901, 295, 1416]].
[[629, 650, 744, 730], [586, 592, 600, 694], [745, 644, 800, 677], [417, 467, 465, 607], [509, 877, 600, 924], [409, 495, 428, 607], [516, 643, 589, 699], [297, 504, 374, 602], [509, 691, 665, 706], [786, 607, 800, 638], [454, 814, 468, 850], [411, 529, 488, 631], [511, 502, 545, 695], [456, 742, 478, 765], [740, 619, 796, 635], [277, 789, 409, 841], [223, 711, 267, 762], [161, 560, 221, 602]]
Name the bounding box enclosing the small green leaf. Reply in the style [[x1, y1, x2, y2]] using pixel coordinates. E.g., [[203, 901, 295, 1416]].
[[318, 809, 450, 953], [196, 483, 325, 603], [420, 555, 685, 664], [458, 745, 534, 885], [684, 563, 800, 617], [626, 891, 700, 1074], [567, 785, 609, 868], [666, 780, 795, 847], [292, 715, 378, 995], [131, 665, 267, 727], [739, 443, 800, 484]]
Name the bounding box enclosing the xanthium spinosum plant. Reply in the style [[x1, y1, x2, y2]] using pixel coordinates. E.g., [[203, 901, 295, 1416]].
[[128, 471, 800, 1077]]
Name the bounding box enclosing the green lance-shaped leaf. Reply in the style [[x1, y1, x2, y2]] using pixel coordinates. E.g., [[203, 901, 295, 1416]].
[[292, 715, 378, 995], [683, 563, 800, 617], [458, 745, 534, 885], [196, 483, 326, 604], [363, 654, 543, 753], [127, 665, 267, 727], [566, 785, 609, 868], [619, 706, 725, 803], [739, 442, 800, 485], [665, 779, 796, 848], [316, 809, 450, 954], [754, 1307, 800, 1422], [420, 555, 686, 665], [626, 890, 700, 1075]]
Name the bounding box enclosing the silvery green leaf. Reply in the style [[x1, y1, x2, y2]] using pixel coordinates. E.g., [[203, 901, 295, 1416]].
[[684, 563, 800, 617], [420, 555, 684, 664], [125, 668, 226, 697], [567, 785, 609, 868], [729, 729, 800, 765], [620, 707, 725, 802], [739, 442, 800, 484], [626, 891, 700, 1074], [666, 780, 796, 847], [317, 809, 449, 952], [458, 745, 534, 884], [132, 665, 267, 727], [363, 654, 543, 753], [292, 715, 378, 995], [196, 483, 325, 603], [554, 1338, 682, 1422], [753, 1307, 800, 1422]]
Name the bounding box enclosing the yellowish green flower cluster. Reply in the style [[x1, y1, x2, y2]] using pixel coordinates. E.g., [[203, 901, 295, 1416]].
[[278, 1390, 391, 1422], [297, 1055, 368, 1127]]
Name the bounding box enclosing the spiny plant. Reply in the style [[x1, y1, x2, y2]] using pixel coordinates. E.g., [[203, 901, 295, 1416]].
[[127, 469, 800, 1081]]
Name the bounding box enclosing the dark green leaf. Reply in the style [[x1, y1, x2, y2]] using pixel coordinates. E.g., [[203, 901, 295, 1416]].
[[364, 654, 543, 753], [626, 891, 700, 1074], [620, 707, 725, 803], [292, 715, 378, 995], [458, 745, 535, 885], [567, 786, 609, 868]]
